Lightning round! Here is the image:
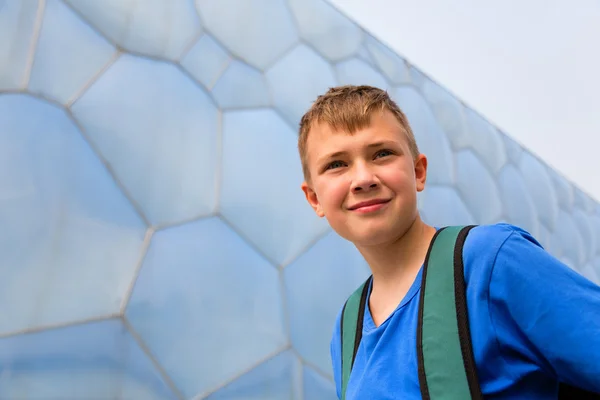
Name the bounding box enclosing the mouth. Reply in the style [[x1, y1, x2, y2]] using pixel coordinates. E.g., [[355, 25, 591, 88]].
[[348, 198, 391, 212]]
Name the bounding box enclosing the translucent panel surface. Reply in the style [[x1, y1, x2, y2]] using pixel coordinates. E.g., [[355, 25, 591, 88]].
[[288, 0, 362, 61], [0, 94, 145, 334], [421, 79, 466, 149], [220, 109, 329, 267], [303, 366, 338, 400], [196, 0, 298, 69], [335, 58, 389, 89], [0, 0, 39, 89], [180, 34, 230, 89], [550, 171, 574, 211], [552, 211, 585, 266], [455, 150, 502, 224], [71, 54, 219, 226], [463, 108, 507, 173], [573, 209, 596, 262], [419, 185, 474, 227], [574, 188, 596, 213], [0, 319, 177, 399], [284, 232, 369, 373], [66, 0, 201, 60], [266, 44, 337, 126], [205, 350, 302, 400], [212, 61, 270, 108], [498, 165, 539, 237], [502, 134, 524, 166], [29, 0, 116, 104], [519, 153, 559, 230], [126, 217, 287, 398], [393, 87, 454, 184], [365, 35, 411, 85]]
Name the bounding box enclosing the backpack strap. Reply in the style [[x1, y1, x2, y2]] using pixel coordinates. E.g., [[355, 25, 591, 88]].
[[416, 225, 482, 400], [340, 275, 371, 400]]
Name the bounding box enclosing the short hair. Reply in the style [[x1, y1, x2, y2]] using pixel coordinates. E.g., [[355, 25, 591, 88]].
[[298, 85, 419, 181]]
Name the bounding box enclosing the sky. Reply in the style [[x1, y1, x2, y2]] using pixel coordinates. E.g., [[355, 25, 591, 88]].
[[329, 0, 600, 201]]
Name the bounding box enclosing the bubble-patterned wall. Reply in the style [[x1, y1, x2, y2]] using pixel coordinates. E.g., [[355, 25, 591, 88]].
[[1, 0, 599, 398]]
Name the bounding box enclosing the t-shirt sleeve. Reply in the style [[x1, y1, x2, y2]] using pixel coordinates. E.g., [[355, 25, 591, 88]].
[[489, 227, 600, 392], [330, 308, 343, 399]]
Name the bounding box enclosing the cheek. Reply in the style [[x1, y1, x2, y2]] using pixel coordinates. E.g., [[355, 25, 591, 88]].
[[317, 180, 347, 210]]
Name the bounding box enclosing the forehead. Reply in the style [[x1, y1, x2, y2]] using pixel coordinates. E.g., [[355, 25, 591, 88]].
[[306, 110, 408, 160]]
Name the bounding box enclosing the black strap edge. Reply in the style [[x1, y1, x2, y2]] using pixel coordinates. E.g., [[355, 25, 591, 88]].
[[417, 227, 447, 400], [340, 299, 347, 379], [352, 275, 372, 368], [453, 225, 483, 400]]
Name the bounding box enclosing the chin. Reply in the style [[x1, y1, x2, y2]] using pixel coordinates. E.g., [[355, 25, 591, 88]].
[[345, 225, 399, 247]]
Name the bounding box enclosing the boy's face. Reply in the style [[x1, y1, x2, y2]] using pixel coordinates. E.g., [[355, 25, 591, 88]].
[[301, 110, 428, 246]]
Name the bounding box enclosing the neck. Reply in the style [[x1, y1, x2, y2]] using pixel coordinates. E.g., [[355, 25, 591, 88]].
[[356, 215, 436, 291]]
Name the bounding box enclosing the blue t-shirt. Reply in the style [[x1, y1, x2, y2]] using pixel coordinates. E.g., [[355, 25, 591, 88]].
[[330, 223, 600, 399]]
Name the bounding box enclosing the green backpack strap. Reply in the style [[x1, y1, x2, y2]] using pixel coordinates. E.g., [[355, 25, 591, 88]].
[[340, 275, 371, 400], [339, 225, 480, 400], [417, 225, 482, 400]]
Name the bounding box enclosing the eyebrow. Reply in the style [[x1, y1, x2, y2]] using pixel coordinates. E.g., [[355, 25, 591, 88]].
[[318, 141, 398, 164]]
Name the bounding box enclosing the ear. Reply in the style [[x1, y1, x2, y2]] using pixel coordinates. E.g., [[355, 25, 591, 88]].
[[301, 181, 325, 217], [414, 154, 428, 192]]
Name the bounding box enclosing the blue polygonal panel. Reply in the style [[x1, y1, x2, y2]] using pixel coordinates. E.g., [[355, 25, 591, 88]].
[[462, 108, 507, 173], [212, 60, 270, 108], [502, 134, 524, 166], [335, 58, 389, 90], [205, 350, 302, 400], [581, 263, 599, 284], [455, 150, 502, 224], [0, 319, 177, 399], [574, 188, 596, 214], [590, 215, 600, 257], [497, 165, 539, 237], [552, 211, 585, 266], [419, 186, 474, 227], [573, 209, 596, 262], [421, 79, 467, 150], [284, 232, 370, 373], [356, 44, 375, 66], [28, 0, 116, 104], [364, 35, 411, 85], [519, 153, 559, 230], [550, 170, 574, 211], [392, 87, 454, 184], [196, 0, 299, 69], [303, 365, 338, 400], [266, 44, 337, 126], [66, 0, 201, 60], [220, 109, 329, 267], [71, 54, 219, 226], [180, 34, 231, 90], [0, 0, 39, 90], [409, 65, 426, 88], [537, 224, 551, 252], [288, 0, 362, 61], [126, 217, 287, 398], [0, 94, 145, 334]]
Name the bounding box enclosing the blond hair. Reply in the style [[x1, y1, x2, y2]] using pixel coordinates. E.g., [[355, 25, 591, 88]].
[[298, 85, 419, 181]]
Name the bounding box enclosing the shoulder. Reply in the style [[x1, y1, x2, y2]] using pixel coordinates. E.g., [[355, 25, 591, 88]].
[[464, 223, 540, 252], [461, 223, 545, 285]]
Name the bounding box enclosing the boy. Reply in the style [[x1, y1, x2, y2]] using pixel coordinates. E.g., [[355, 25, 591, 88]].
[[298, 85, 600, 399]]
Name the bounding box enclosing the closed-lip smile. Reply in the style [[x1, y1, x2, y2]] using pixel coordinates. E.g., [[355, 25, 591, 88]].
[[348, 198, 391, 211]]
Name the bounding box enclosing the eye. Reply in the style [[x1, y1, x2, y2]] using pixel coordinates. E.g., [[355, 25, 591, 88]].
[[374, 149, 394, 159], [325, 160, 346, 170]]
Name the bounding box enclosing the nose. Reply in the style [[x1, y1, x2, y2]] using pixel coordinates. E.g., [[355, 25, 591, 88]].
[[350, 163, 379, 193]]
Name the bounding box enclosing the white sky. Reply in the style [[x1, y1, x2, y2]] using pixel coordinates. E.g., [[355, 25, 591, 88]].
[[329, 0, 600, 201]]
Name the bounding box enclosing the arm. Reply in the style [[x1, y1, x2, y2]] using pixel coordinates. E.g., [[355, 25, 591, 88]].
[[489, 228, 600, 392]]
